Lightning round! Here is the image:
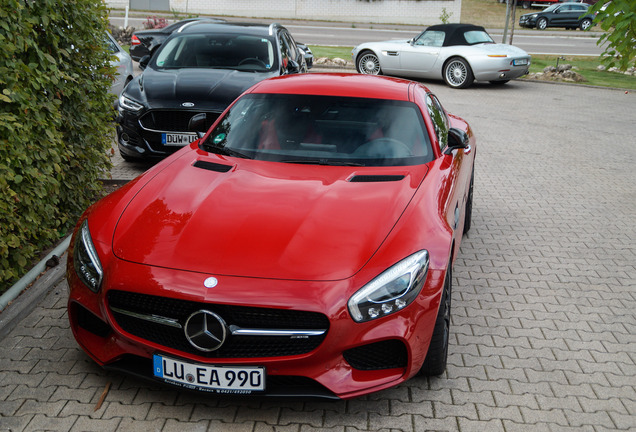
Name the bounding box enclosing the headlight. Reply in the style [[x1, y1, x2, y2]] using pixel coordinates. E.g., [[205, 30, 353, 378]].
[[73, 220, 103, 292], [118, 94, 143, 112], [348, 250, 429, 323]]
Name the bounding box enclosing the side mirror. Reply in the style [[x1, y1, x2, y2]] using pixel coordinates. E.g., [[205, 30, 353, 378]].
[[443, 128, 469, 155], [409, 38, 415, 46], [139, 55, 150, 70], [188, 113, 208, 138], [287, 60, 300, 74]]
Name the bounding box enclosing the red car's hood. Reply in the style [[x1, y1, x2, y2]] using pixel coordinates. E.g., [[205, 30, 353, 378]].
[[113, 154, 427, 281]]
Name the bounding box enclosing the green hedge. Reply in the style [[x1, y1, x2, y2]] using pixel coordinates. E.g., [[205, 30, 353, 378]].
[[0, 0, 114, 292]]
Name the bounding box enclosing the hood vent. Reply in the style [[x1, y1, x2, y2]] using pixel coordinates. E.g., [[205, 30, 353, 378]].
[[349, 174, 405, 183], [193, 160, 233, 173]]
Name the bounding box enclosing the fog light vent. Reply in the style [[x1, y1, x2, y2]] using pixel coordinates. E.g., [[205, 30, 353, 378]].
[[343, 339, 408, 370], [73, 303, 112, 338]]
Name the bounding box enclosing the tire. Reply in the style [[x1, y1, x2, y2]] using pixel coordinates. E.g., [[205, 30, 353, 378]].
[[537, 17, 548, 30], [522, 1, 531, 9], [356, 51, 382, 75], [420, 266, 452, 376], [463, 170, 474, 235], [443, 57, 474, 89], [579, 18, 592, 31]]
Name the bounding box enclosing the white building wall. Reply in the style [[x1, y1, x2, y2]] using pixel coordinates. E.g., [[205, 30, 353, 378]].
[[107, 0, 461, 26]]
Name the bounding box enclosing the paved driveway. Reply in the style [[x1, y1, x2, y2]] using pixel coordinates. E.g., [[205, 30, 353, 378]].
[[1, 77, 635, 431]]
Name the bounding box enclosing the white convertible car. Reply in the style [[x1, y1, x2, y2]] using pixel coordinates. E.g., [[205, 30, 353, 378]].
[[352, 24, 531, 89]]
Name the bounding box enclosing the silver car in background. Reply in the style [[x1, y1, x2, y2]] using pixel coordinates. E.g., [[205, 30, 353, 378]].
[[352, 24, 531, 88], [105, 32, 134, 95]]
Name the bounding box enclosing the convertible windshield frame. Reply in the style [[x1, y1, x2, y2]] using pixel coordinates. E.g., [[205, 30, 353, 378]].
[[200, 94, 434, 167]]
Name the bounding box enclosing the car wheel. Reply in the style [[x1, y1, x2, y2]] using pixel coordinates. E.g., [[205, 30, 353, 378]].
[[420, 265, 452, 376], [356, 51, 382, 75], [463, 170, 474, 235], [443, 58, 474, 89], [537, 17, 548, 30], [579, 18, 592, 31], [522, 1, 531, 8]]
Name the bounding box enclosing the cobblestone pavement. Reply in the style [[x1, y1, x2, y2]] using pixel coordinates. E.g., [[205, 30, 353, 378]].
[[1, 77, 635, 431]]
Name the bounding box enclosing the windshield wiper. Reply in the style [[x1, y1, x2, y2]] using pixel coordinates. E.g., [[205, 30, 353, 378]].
[[202, 143, 250, 159], [282, 159, 365, 167]]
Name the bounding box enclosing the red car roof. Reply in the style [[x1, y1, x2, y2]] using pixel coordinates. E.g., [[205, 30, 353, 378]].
[[248, 73, 427, 101]]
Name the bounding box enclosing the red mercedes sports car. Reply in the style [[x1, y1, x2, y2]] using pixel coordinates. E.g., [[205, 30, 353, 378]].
[[68, 73, 476, 399]]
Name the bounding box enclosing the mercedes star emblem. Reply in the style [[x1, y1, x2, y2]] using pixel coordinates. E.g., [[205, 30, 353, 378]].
[[184, 310, 227, 352]]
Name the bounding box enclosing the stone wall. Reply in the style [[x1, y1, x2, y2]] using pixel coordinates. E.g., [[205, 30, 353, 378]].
[[106, 0, 461, 26]]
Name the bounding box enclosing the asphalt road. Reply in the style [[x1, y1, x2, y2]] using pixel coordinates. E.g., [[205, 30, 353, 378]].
[[109, 16, 605, 57]]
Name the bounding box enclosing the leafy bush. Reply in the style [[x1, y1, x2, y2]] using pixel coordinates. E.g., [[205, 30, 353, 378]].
[[590, 0, 636, 72], [0, 0, 114, 292]]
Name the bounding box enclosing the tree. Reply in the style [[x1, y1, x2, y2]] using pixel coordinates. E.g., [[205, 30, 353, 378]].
[[589, 0, 636, 71]]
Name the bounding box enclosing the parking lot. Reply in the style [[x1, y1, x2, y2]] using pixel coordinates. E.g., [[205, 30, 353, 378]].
[[1, 76, 635, 431]]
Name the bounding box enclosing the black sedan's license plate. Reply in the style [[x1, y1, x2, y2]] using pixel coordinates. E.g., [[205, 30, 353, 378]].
[[153, 354, 265, 394], [161, 133, 198, 146]]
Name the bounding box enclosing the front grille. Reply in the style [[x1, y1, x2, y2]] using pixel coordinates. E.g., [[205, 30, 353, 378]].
[[139, 110, 220, 132], [107, 290, 329, 358], [343, 340, 408, 370]]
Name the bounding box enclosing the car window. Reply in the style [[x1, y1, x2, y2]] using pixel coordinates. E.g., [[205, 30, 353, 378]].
[[464, 30, 494, 45], [202, 94, 434, 166], [425, 94, 448, 152], [153, 34, 276, 71], [414, 31, 445, 47], [278, 31, 295, 69], [104, 34, 120, 54]]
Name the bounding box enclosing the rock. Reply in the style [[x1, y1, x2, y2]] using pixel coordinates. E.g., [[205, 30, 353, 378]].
[[314, 57, 352, 67]]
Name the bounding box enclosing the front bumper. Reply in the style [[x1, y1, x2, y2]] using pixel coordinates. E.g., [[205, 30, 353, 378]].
[[67, 257, 444, 399], [519, 17, 537, 28], [117, 108, 220, 160]]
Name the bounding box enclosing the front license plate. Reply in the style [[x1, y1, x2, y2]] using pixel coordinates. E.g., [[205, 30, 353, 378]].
[[153, 355, 265, 394], [161, 133, 198, 146], [513, 58, 529, 66]]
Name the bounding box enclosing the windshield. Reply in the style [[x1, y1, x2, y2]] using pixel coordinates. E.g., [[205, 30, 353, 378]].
[[414, 30, 445, 47], [152, 33, 276, 72], [464, 30, 494, 44], [200, 94, 433, 167], [543, 4, 559, 12]]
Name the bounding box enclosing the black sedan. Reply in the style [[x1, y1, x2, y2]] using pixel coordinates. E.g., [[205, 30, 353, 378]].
[[519, 2, 596, 30], [130, 17, 226, 61], [116, 22, 310, 161]]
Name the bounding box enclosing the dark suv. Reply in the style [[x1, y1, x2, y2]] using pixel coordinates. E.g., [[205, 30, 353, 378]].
[[116, 22, 310, 161], [519, 3, 596, 30]]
